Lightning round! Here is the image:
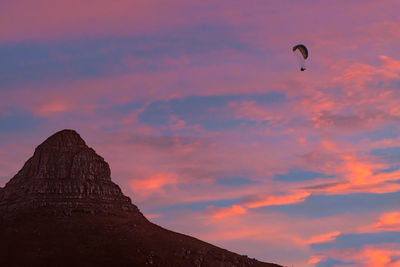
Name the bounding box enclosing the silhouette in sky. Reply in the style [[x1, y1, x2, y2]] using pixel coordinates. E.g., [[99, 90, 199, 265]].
[[293, 44, 308, 71]]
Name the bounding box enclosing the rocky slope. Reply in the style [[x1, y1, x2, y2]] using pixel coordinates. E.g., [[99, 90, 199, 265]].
[[0, 130, 281, 267], [0, 130, 135, 215]]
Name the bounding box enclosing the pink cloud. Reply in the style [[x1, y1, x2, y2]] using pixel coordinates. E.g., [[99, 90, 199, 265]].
[[322, 244, 400, 267], [359, 211, 400, 233], [308, 256, 322, 265], [211, 205, 247, 219], [144, 213, 163, 220], [0, 0, 220, 43], [358, 247, 400, 267], [375, 212, 400, 231], [229, 101, 282, 123], [381, 56, 400, 72], [307, 231, 341, 244], [129, 172, 178, 196], [245, 191, 310, 208], [33, 99, 73, 117], [299, 140, 400, 195]]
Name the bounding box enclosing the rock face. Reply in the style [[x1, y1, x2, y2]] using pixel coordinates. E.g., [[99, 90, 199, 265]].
[[0, 130, 136, 215], [0, 130, 281, 267]]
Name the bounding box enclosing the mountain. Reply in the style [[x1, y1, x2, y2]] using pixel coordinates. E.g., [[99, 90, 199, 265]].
[[0, 130, 281, 267]]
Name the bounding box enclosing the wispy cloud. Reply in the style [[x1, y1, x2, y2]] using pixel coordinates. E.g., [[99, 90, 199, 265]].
[[244, 191, 311, 208]]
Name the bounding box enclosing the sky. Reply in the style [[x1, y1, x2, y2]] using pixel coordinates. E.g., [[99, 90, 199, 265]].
[[1, 1, 400, 266]]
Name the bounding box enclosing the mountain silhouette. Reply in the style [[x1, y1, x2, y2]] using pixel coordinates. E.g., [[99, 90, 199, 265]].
[[0, 130, 281, 267]]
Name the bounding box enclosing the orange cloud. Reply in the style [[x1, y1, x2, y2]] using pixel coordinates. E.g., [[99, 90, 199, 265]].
[[212, 205, 246, 219], [366, 250, 392, 267], [359, 212, 400, 233], [375, 212, 400, 231], [357, 247, 400, 267], [307, 231, 341, 244], [335, 57, 400, 87], [130, 173, 178, 194], [308, 256, 322, 264], [321, 57, 400, 133], [145, 213, 162, 220], [318, 245, 400, 267], [308, 152, 400, 195], [298, 136, 307, 145], [380, 56, 400, 72], [321, 139, 341, 153], [34, 101, 71, 117], [245, 191, 310, 208], [345, 157, 373, 186]]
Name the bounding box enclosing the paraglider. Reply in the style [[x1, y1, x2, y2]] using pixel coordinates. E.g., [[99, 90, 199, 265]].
[[292, 44, 308, 71]]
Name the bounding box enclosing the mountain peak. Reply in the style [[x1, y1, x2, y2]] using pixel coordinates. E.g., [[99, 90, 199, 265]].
[[0, 129, 138, 215], [40, 129, 86, 149]]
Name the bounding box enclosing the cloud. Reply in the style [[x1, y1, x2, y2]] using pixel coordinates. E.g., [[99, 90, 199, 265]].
[[301, 151, 400, 195], [375, 212, 400, 231], [33, 99, 72, 117], [144, 213, 163, 220], [228, 100, 283, 123], [359, 212, 400, 233], [312, 110, 399, 131], [129, 173, 178, 195], [0, 0, 218, 43], [308, 256, 322, 265], [315, 244, 400, 267], [308, 231, 341, 244], [356, 246, 400, 267], [244, 191, 310, 208], [211, 205, 247, 219], [138, 93, 285, 131]]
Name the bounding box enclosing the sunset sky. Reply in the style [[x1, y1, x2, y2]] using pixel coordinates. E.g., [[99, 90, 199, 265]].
[[1, 1, 400, 266]]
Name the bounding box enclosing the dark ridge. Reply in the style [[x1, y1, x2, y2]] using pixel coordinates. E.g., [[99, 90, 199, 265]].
[[39, 129, 87, 149], [0, 129, 137, 215]]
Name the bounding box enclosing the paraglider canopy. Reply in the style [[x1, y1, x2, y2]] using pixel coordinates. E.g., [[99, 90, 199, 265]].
[[292, 44, 308, 59], [292, 44, 308, 71]]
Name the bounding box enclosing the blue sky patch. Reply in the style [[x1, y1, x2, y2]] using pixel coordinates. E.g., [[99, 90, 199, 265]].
[[350, 125, 400, 142], [316, 258, 354, 267], [371, 147, 400, 163], [217, 177, 258, 187], [311, 231, 400, 250], [0, 24, 252, 89], [375, 165, 400, 174], [147, 198, 242, 214], [274, 168, 333, 182], [269, 191, 400, 218], [0, 111, 41, 132], [138, 93, 286, 130]]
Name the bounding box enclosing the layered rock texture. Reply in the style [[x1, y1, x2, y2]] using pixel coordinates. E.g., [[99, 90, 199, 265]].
[[0, 130, 281, 267], [0, 130, 135, 215]]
